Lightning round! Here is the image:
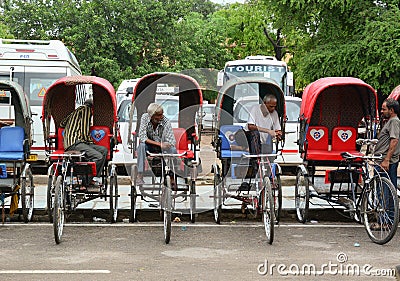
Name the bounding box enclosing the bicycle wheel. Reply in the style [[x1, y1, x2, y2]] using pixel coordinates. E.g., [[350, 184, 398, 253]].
[[47, 173, 55, 223], [213, 170, 222, 224], [53, 175, 65, 244], [109, 174, 118, 223], [163, 176, 172, 244], [362, 176, 399, 245], [295, 169, 309, 223], [261, 176, 274, 244], [272, 173, 282, 224], [130, 165, 138, 222], [21, 165, 34, 223], [189, 180, 196, 223]]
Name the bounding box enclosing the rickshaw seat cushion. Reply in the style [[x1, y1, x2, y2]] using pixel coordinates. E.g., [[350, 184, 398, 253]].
[[0, 126, 25, 160], [306, 126, 328, 150], [220, 125, 242, 150], [173, 128, 194, 158], [53, 126, 111, 160], [331, 127, 357, 151], [219, 125, 250, 158]]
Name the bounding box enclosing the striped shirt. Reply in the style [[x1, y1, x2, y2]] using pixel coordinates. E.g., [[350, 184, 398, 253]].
[[139, 113, 176, 146], [60, 105, 93, 149]]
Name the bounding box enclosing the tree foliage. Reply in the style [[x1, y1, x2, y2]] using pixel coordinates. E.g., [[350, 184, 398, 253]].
[[261, 0, 400, 95]]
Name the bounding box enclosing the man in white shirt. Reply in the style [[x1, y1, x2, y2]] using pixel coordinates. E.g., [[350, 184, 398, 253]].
[[246, 94, 282, 155]]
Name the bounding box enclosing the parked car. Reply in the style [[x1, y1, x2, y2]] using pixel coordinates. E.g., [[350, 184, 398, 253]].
[[232, 95, 302, 173], [198, 103, 216, 130]]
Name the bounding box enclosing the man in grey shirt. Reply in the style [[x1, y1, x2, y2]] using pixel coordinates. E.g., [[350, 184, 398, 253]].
[[374, 98, 400, 187], [136, 103, 177, 185]]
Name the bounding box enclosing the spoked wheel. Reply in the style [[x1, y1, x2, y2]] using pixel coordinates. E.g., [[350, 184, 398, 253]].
[[295, 169, 309, 223], [213, 169, 222, 224], [362, 177, 399, 245], [130, 165, 138, 222], [261, 176, 274, 244], [21, 166, 34, 223], [109, 173, 118, 223], [47, 166, 56, 223], [189, 180, 196, 223], [271, 173, 282, 224], [163, 176, 172, 244], [53, 175, 65, 244]]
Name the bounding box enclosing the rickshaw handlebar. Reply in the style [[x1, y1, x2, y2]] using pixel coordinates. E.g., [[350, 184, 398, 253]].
[[46, 151, 86, 159], [147, 151, 187, 158], [242, 153, 278, 158], [341, 151, 382, 161], [356, 138, 378, 146]]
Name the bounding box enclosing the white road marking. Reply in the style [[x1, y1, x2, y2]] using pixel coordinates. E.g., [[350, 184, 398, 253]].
[[0, 270, 110, 274]]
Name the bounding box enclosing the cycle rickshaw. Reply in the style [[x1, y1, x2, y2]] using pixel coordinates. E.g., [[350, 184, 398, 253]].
[[295, 77, 399, 245], [212, 77, 286, 245], [42, 76, 119, 244], [128, 72, 202, 244], [0, 80, 34, 223]]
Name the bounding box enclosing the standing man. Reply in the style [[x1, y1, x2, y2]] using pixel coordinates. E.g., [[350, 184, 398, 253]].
[[371, 98, 400, 230], [60, 98, 107, 186], [374, 98, 400, 187], [136, 103, 177, 185], [246, 94, 282, 155]]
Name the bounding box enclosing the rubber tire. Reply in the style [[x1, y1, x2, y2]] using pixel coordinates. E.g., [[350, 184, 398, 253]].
[[47, 173, 55, 223], [130, 165, 138, 222], [189, 180, 196, 223], [21, 166, 34, 223], [163, 176, 172, 244], [272, 173, 282, 224], [362, 177, 399, 245], [295, 169, 309, 223], [262, 176, 274, 244], [53, 175, 65, 244], [213, 171, 222, 224], [109, 174, 118, 223]]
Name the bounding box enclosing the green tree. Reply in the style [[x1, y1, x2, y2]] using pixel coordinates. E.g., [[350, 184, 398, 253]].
[[261, 0, 400, 94]]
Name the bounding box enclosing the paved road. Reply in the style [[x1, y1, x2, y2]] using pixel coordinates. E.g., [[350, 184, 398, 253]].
[[0, 222, 398, 281]]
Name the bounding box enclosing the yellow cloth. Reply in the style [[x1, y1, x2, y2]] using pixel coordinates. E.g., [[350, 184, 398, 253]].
[[10, 184, 20, 216]]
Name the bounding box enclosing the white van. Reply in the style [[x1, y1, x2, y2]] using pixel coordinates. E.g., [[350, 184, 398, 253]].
[[116, 78, 139, 108], [0, 39, 82, 167]]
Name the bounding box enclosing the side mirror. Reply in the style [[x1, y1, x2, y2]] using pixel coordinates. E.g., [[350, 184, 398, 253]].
[[126, 86, 133, 96]]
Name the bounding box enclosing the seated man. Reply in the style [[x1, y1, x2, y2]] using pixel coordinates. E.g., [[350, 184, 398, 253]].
[[246, 94, 282, 155], [136, 103, 177, 185], [60, 98, 107, 186]]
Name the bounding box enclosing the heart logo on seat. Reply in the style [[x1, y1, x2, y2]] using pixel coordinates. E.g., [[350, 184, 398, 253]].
[[338, 130, 352, 142], [225, 130, 235, 143], [91, 129, 105, 142], [310, 129, 324, 141]]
